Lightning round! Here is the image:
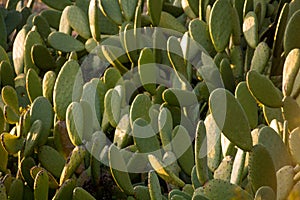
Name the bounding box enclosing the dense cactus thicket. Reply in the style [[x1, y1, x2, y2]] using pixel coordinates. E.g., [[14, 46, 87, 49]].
[[1, 0, 300, 199]]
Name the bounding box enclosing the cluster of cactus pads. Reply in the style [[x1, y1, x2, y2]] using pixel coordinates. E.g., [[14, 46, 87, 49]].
[[1, 0, 300, 199]]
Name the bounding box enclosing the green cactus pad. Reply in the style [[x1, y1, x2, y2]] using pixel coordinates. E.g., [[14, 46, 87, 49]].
[[130, 94, 152, 126], [53, 121, 75, 159], [24, 30, 45, 73], [262, 105, 284, 125], [19, 157, 35, 189], [209, 88, 252, 151], [272, 3, 289, 59], [126, 151, 149, 174], [246, 70, 283, 108], [88, 0, 101, 42], [8, 178, 24, 200], [220, 58, 235, 93], [120, 0, 138, 22], [147, 0, 163, 26], [26, 68, 42, 103], [289, 127, 300, 164], [199, 0, 209, 20], [103, 67, 123, 89], [282, 48, 300, 97], [159, 12, 187, 33], [249, 144, 277, 193], [148, 154, 185, 187], [122, 24, 139, 63], [85, 38, 97, 52], [79, 100, 93, 141], [73, 187, 96, 200], [1, 0, 300, 199], [257, 126, 292, 171], [138, 48, 157, 95], [0, 107, 3, 134], [182, 0, 199, 18], [42, 71, 56, 103], [24, 120, 42, 157], [5, 10, 22, 35], [90, 136, 102, 185], [134, 185, 151, 200], [41, 0, 72, 11], [284, 10, 300, 55], [104, 89, 122, 128], [158, 107, 173, 152], [33, 170, 49, 200], [250, 42, 270, 73], [204, 114, 222, 171], [40, 9, 62, 29], [101, 45, 129, 74], [148, 170, 162, 200], [230, 45, 244, 79], [32, 15, 51, 40], [0, 141, 8, 173], [202, 179, 252, 200], [167, 36, 187, 80], [276, 165, 294, 200], [108, 144, 134, 195], [13, 26, 29, 75], [213, 156, 233, 181], [161, 151, 181, 176], [231, 8, 241, 46], [168, 189, 192, 199], [53, 60, 83, 120], [81, 79, 106, 128], [189, 19, 215, 55], [0, 132, 24, 154], [182, 184, 194, 196], [3, 105, 19, 124], [20, 109, 31, 138], [132, 118, 161, 158], [0, 12, 7, 49], [191, 166, 201, 189], [172, 125, 194, 175], [2, 86, 19, 113], [209, 0, 233, 52], [243, 11, 259, 49], [163, 88, 197, 107], [31, 44, 57, 71], [254, 186, 276, 200], [195, 121, 209, 185], [235, 81, 258, 129], [282, 96, 300, 131], [48, 32, 85, 52], [0, 61, 15, 87], [53, 179, 76, 200], [66, 102, 84, 146], [30, 96, 53, 145], [0, 47, 9, 66], [59, 8, 71, 34], [65, 5, 91, 39], [60, 146, 86, 185], [100, 0, 122, 25], [14, 73, 26, 88], [30, 166, 59, 189], [38, 145, 65, 178], [114, 113, 131, 148]]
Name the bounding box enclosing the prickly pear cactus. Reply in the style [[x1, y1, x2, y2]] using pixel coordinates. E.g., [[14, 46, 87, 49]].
[[1, 0, 300, 199]]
